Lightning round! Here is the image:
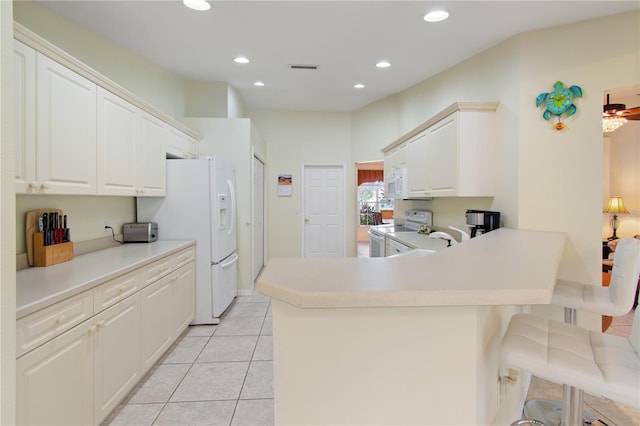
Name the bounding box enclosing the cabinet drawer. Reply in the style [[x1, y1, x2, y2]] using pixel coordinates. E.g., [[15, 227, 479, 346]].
[[93, 269, 142, 314], [142, 256, 173, 286], [16, 290, 93, 358], [173, 246, 195, 270]]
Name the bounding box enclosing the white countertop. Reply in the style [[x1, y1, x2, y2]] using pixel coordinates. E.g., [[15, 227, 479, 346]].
[[257, 228, 566, 309], [17, 240, 195, 319]]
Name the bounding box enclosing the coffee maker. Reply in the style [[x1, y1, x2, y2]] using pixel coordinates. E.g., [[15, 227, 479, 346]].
[[465, 210, 501, 237]]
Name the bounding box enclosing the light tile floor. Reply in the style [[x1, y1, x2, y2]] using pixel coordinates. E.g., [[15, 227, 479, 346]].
[[106, 291, 638, 426], [103, 292, 274, 426]]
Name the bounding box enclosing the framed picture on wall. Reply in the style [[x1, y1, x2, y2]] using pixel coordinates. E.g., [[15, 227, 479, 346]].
[[278, 174, 292, 196]]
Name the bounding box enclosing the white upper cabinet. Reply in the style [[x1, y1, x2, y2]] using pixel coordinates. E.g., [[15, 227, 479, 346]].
[[138, 112, 167, 196], [97, 88, 138, 195], [167, 127, 199, 159], [14, 40, 36, 193], [383, 140, 407, 178], [383, 102, 498, 198], [14, 27, 199, 197], [97, 90, 166, 197], [36, 54, 97, 195]]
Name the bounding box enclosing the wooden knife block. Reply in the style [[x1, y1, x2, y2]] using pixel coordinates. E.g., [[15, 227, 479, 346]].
[[33, 232, 73, 267]]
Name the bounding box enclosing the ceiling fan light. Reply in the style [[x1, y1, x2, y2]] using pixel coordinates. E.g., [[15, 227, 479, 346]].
[[183, 0, 211, 11], [602, 116, 627, 133]]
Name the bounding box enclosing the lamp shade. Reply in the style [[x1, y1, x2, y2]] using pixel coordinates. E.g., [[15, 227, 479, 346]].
[[603, 196, 629, 214]]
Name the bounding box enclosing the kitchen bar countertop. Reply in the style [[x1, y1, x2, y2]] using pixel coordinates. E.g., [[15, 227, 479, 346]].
[[16, 240, 195, 319], [257, 228, 566, 309]]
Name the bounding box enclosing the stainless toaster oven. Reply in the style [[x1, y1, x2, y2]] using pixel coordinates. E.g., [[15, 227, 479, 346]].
[[123, 222, 158, 243]]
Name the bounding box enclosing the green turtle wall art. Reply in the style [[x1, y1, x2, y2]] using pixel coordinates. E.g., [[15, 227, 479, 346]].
[[536, 81, 583, 131]]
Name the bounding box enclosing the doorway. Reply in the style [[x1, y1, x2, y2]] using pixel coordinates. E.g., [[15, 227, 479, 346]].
[[252, 154, 266, 281], [302, 164, 345, 257]]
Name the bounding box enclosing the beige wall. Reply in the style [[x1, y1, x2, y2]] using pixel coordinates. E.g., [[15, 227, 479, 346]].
[[15, 195, 134, 256], [517, 12, 639, 284], [248, 110, 354, 258], [1, 1, 16, 423], [184, 81, 230, 118]]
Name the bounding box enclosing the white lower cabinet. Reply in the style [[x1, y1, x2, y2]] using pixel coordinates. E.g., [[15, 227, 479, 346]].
[[140, 275, 174, 371], [173, 262, 196, 338], [93, 294, 141, 425], [16, 319, 94, 426], [16, 249, 195, 425]]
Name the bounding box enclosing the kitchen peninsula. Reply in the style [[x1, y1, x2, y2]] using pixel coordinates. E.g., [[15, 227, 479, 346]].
[[257, 228, 566, 425]]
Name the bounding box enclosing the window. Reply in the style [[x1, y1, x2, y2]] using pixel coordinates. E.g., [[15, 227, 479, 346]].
[[358, 181, 393, 226]]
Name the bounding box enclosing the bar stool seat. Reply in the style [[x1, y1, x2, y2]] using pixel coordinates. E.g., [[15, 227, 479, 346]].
[[502, 310, 640, 414]]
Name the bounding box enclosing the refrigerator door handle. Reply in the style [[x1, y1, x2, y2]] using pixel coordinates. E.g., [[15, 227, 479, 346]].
[[227, 178, 236, 237], [218, 252, 239, 269]]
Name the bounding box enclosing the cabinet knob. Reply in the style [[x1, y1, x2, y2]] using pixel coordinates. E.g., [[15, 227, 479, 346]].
[[56, 314, 67, 324], [119, 285, 127, 292], [39, 183, 48, 191], [305, 218, 310, 222], [97, 320, 106, 328], [89, 325, 98, 333]]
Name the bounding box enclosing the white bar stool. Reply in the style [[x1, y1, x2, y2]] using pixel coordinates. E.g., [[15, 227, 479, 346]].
[[501, 308, 640, 425], [512, 238, 640, 425]]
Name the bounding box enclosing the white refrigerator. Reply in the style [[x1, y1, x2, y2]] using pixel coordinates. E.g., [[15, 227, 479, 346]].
[[137, 157, 238, 324]]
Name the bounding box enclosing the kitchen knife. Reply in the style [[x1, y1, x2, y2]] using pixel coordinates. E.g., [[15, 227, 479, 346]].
[[62, 215, 69, 243], [42, 213, 49, 246]]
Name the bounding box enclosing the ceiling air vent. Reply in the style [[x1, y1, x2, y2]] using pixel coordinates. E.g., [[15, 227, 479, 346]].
[[289, 64, 319, 70]]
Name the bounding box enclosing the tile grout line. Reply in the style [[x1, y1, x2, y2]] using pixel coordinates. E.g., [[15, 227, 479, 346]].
[[229, 299, 271, 425]]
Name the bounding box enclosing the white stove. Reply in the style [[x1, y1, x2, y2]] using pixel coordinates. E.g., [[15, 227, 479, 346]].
[[368, 210, 432, 257]]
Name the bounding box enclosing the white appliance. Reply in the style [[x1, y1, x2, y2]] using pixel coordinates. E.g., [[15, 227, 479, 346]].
[[136, 157, 238, 324], [384, 167, 409, 200], [368, 209, 432, 257]]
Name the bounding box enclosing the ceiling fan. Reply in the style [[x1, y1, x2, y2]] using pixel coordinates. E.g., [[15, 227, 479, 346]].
[[603, 94, 640, 120], [602, 93, 640, 132]]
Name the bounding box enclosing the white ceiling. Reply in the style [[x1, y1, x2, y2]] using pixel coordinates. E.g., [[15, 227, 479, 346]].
[[35, 1, 640, 112]]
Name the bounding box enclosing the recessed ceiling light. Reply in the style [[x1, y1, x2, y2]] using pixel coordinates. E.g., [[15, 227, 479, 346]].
[[183, 0, 211, 11], [354, 84, 365, 89], [233, 56, 250, 64], [376, 61, 391, 69], [254, 81, 265, 87], [424, 10, 449, 22]]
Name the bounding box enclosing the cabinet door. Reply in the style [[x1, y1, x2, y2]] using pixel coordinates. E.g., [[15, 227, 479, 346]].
[[14, 40, 37, 193], [97, 88, 138, 196], [16, 320, 93, 425], [93, 294, 141, 425], [184, 135, 199, 159], [36, 54, 97, 194], [166, 127, 187, 158], [138, 112, 167, 196], [140, 275, 174, 372], [427, 114, 457, 196], [407, 132, 429, 197], [172, 262, 195, 338]]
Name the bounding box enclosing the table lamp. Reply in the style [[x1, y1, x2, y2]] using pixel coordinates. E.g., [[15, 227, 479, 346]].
[[603, 196, 629, 240]]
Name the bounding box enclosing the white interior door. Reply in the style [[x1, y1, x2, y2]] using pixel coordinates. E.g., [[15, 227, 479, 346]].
[[252, 155, 265, 281], [303, 165, 345, 257]]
